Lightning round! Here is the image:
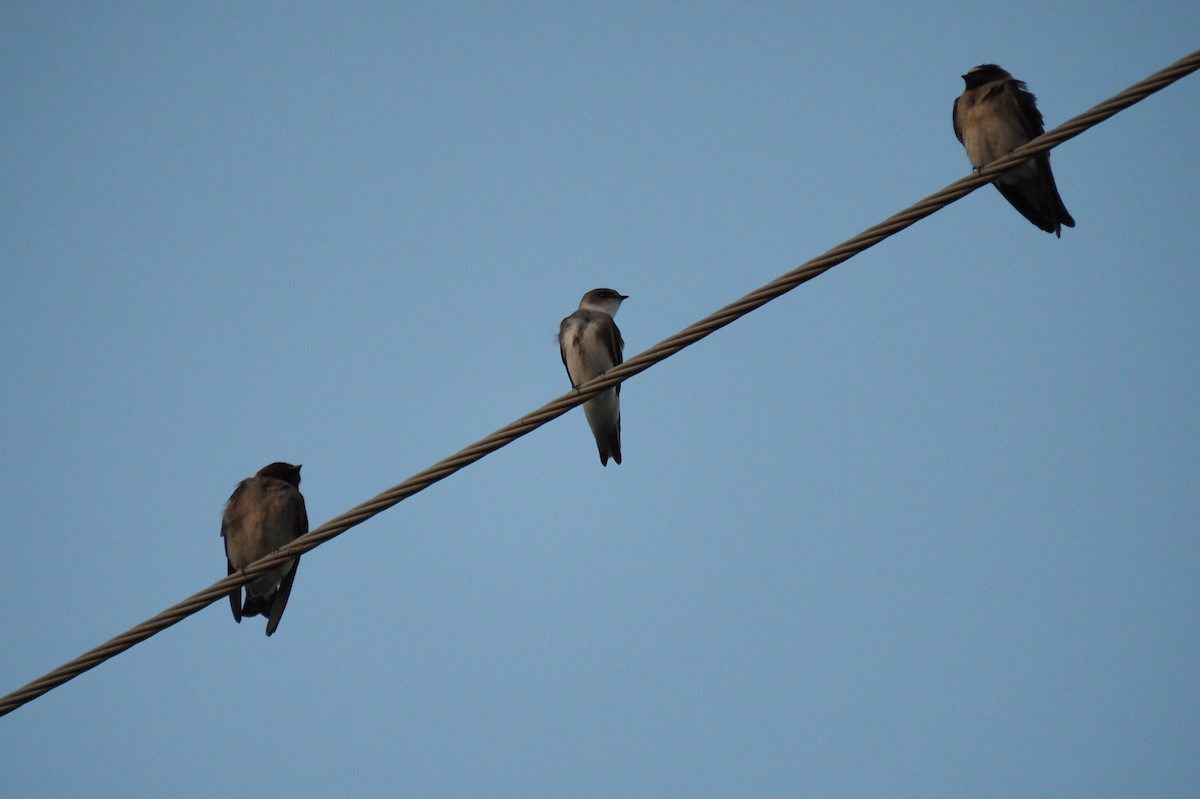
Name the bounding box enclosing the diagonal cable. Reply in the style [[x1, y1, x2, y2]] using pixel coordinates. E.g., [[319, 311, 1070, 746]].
[[2, 48, 1198, 719]]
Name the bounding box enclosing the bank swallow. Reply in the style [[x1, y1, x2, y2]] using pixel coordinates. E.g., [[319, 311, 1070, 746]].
[[559, 288, 628, 466], [221, 462, 308, 636], [953, 64, 1075, 236]]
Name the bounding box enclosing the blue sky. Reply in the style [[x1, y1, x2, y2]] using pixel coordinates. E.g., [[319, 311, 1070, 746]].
[[2, 2, 1198, 796]]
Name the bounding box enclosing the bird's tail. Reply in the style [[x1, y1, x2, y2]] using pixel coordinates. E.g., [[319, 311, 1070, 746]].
[[241, 594, 275, 619]]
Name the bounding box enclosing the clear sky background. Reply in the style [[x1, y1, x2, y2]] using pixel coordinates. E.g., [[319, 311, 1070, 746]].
[[3, 2, 1198, 796]]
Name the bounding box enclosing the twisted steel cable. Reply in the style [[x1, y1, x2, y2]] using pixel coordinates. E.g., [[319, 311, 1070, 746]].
[[3, 48, 1197, 718]]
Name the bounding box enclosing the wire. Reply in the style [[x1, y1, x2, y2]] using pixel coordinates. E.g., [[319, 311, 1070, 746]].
[[3, 48, 1198, 719]]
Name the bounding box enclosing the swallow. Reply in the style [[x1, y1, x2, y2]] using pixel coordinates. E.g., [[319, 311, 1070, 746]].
[[221, 462, 308, 636], [953, 64, 1075, 236], [558, 288, 628, 466]]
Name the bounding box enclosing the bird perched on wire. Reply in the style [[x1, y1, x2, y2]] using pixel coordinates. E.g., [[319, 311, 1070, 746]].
[[559, 288, 628, 466], [221, 462, 308, 636], [953, 63, 1075, 236]]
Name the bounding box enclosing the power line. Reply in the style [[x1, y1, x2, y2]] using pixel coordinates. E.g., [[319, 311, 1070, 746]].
[[3, 48, 1198, 719]]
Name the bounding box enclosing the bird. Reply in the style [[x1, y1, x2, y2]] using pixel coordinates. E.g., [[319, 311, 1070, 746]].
[[953, 63, 1075, 236], [558, 288, 628, 466], [221, 462, 308, 636]]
